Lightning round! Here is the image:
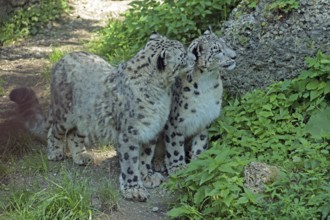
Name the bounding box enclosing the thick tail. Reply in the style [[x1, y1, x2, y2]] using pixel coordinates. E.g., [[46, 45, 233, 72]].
[[9, 87, 48, 142]]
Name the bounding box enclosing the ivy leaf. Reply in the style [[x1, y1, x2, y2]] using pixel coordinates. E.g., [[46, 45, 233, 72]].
[[306, 80, 319, 90], [324, 82, 330, 94], [304, 107, 330, 139]]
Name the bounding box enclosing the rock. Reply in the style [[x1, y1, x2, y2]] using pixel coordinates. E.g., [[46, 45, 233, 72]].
[[221, 0, 330, 96], [152, 206, 159, 212], [244, 162, 279, 193], [7, 0, 28, 7]]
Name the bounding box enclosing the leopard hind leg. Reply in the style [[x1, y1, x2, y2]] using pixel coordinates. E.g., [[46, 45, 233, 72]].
[[140, 144, 164, 188], [47, 124, 66, 161], [190, 128, 208, 160], [67, 130, 93, 165]]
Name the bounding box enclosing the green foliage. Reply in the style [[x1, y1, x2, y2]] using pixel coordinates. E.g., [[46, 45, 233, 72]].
[[95, 179, 120, 211], [166, 51, 330, 219], [1, 168, 95, 219], [18, 152, 49, 174], [0, 0, 69, 44], [89, 0, 240, 63], [48, 48, 67, 64], [268, 0, 299, 14]]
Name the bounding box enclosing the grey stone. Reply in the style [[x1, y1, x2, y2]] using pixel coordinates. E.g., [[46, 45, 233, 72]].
[[221, 0, 330, 96]]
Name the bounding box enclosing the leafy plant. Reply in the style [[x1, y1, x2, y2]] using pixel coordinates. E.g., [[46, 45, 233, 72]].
[[18, 151, 49, 175], [166, 51, 330, 219], [268, 0, 299, 14], [89, 0, 240, 63], [94, 179, 120, 211], [1, 168, 93, 219], [0, 0, 69, 44]]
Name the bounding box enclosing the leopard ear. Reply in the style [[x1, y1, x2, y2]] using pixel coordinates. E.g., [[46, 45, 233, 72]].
[[191, 42, 203, 61], [157, 50, 166, 71], [203, 26, 213, 35], [191, 45, 198, 60], [149, 32, 160, 40]]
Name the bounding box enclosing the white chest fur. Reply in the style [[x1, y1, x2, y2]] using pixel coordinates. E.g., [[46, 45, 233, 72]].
[[176, 71, 223, 137]]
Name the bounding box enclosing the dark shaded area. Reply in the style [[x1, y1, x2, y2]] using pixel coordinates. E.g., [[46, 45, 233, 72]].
[[0, 10, 104, 159]]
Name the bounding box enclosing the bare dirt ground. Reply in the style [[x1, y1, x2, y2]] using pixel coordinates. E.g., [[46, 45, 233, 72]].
[[0, 1, 174, 219]]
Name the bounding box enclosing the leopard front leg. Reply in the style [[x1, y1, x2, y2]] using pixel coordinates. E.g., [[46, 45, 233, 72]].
[[140, 144, 164, 188], [164, 122, 186, 174], [118, 133, 149, 202], [67, 132, 94, 165], [47, 125, 65, 161], [190, 129, 208, 160]]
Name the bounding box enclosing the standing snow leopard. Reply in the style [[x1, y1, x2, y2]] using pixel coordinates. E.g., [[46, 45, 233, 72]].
[[9, 33, 195, 201], [146, 29, 237, 174]]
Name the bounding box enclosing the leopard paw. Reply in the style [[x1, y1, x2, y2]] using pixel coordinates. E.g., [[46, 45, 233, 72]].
[[47, 148, 65, 161], [167, 163, 187, 175], [121, 186, 149, 202], [72, 152, 94, 165], [142, 172, 164, 188]]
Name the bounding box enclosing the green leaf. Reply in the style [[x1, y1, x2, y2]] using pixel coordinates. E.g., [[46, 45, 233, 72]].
[[236, 196, 249, 204], [306, 80, 319, 90], [218, 164, 237, 174], [288, 93, 299, 102], [321, 204, 330, 220], [324, 82, 330, 94], [304, 107, 330, 139], [258, 111, 274, 118], [167, 206, 191, 217]]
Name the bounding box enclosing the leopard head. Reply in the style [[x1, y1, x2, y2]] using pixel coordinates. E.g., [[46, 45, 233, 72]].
[[141, 33, 195, 85], [188, 28, 236, 72]]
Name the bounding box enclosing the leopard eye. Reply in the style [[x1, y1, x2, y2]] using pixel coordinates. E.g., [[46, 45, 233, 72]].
[[213, 47, 221, 53]]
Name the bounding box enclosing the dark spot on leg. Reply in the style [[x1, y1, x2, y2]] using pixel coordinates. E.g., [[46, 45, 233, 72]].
[[202, 143, 208, 149], [165, 135, 170, 143], [183, 87, 190, 92], [171, 132, 176, 138], [200, 134, 207, 141], [129, 145, 137, 150], [144, 148, 152, 155]]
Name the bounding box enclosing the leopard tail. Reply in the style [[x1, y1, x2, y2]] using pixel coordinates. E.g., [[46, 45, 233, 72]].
[[9, 87, 49, 142]]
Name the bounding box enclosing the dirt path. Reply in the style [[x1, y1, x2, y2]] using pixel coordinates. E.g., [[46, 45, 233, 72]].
[[0, 1, 174, 219]]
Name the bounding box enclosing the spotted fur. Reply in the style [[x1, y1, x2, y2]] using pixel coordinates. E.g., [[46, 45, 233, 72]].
[[10, 33, 195, 201], [152, 29, 237, 174]]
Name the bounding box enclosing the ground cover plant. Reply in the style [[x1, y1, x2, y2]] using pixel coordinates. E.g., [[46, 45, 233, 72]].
[[0, 0, 69, 45], [0, 161, 119, 219], [166, 51, 330, 219]]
